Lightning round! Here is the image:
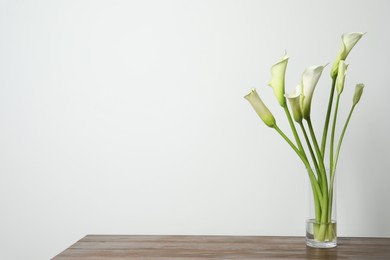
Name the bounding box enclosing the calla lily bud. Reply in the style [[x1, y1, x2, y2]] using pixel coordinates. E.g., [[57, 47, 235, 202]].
[[244, 89, 276, 127], [285, 85, 303, 123], [301, 65, 326, 120], [353, 83, 365, 106], [268, 55, 289, 106], [336, 60, 349, 95], [331, 32, 365, 78]]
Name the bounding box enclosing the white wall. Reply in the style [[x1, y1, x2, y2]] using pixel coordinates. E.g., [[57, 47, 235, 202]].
[[1, 0, 389, 259]]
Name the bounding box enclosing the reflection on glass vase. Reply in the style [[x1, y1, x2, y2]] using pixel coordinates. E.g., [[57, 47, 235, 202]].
[[306, 168, 337, 248]]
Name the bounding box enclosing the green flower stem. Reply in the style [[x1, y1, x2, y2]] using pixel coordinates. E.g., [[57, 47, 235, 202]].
[[307, 118, 327, 186], [282, 105, 322, 222], [321, 77, 337, 157], [330, 95, 341, 172], [310, 180, 322, 222], [329, 104, 357, 223], [283, 105, 305, 153], [327, 94, 341, 221], [306, 118, 329, 241], [273, 124, 300, 157], [273, 124, 323, 219], [299, 122, 320, 184], [327, 174, 336, 222], [334, 104, 356, 171]]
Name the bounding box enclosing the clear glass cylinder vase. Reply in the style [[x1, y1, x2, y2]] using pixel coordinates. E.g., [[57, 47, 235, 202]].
[[305, 167, 337, 248]]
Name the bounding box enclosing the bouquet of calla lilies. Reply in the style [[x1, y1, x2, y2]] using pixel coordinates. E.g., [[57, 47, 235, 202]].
[[244, 32, 365, 243]]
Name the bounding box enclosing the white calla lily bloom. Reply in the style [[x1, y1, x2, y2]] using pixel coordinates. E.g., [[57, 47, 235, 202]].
[[353, 83, 365, 106], [268, 55, 289, 106], [285, 85, 303, 123], [244, 89, 276, 127], [336, 60, 348, 95], [331, 32, 365, 78], [301, 65, 326, 120]]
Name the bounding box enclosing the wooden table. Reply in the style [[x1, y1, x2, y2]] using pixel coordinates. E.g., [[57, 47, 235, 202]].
[[52, 235, 390, 259]]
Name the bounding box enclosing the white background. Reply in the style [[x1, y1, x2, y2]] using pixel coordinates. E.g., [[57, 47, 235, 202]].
[[1, 0, 389, 259]]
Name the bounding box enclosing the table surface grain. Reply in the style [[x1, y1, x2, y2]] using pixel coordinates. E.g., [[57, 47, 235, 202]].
[[52, 235, 390, 260]]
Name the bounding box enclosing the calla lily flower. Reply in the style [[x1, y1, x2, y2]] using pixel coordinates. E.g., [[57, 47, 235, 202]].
[[331, 32, 365, 78], [336, 60, 348, 95], [244, 89, 276, 127], [301, 65, 326, 120], [285, 85, 303, 123], [268, 55, 289, 106], [353, 83, 365, 106]]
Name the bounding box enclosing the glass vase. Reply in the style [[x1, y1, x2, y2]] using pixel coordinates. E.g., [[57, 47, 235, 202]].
[[305, 167, 337, 248]]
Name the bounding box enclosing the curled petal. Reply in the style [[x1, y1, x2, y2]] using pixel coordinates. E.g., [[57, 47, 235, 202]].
[[285, 85, 302, 123], [301, 65, 326, 120], [353, 83, 365, 106], [336, 60, 349, 95], [268, 55, 289, 106], [331, 32, 365, 78], [244, 89, 276, 127]]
